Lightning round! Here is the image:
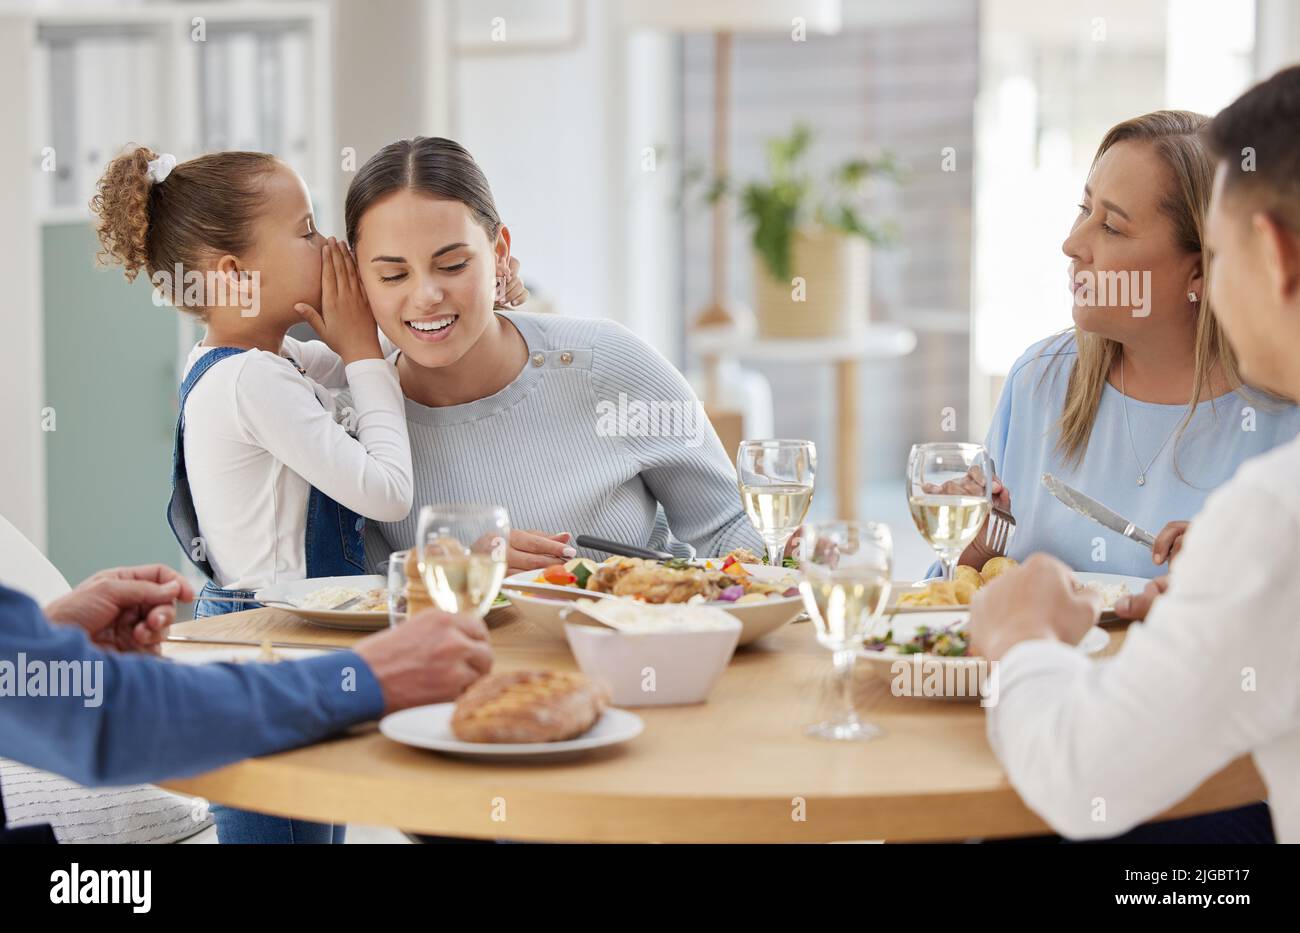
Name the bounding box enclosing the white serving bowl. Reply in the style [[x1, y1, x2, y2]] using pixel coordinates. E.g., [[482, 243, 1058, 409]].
[[563, 605, 742, 707], [501, 562, 802, 647]]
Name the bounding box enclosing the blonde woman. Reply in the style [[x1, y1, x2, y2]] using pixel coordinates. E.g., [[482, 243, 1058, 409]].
[[958, 111, 1300, 581], [963, 109, 1296, 844]]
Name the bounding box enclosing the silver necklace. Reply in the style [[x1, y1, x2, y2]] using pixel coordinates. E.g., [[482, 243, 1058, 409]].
[[1118, 355, 1179, 486]]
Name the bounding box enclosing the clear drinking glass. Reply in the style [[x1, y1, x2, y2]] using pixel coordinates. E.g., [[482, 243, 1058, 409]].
[[416, 504, 510, 618], [906, 442, 993, 582], [736, 439, 817, 568], [384, 549, 410, 627], [797, 521, 893, 741]]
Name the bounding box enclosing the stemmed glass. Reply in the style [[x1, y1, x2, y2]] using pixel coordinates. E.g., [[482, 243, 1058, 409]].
[[736, 439, 817, 567], [415, 504, 510, 617], [797, 521, 893, 741], [384, 549, 410, 627], [906, 443, 993, 582]]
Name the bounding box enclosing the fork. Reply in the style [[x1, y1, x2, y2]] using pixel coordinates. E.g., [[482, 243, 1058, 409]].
[[983, 458, 1016, 555]]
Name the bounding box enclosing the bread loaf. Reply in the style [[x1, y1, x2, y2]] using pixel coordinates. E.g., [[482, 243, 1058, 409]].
[[452, 671, 608, 743]]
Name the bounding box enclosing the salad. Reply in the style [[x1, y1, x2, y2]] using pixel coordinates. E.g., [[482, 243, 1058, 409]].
[[863, 621, 973, 658]]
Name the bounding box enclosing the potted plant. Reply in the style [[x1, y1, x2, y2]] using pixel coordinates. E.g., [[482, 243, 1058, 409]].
[[693, 125, 901, 339]]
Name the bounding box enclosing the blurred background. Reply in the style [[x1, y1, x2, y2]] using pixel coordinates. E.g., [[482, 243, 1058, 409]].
[[0, 0, 1295, 584]]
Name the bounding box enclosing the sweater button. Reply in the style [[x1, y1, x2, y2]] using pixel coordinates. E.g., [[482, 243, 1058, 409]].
[[531, 352, 545, 367], [559, 351, 573, 365]]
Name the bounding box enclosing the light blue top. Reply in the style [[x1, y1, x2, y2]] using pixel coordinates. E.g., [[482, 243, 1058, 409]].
[[976, 333, 1300, 578]]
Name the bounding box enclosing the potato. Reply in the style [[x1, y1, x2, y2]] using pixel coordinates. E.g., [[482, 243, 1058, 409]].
[[564, 557, 600, 576], [954, 565, 984, 591], [980, 555, 1018, 582], [927, 582, 960, 606]]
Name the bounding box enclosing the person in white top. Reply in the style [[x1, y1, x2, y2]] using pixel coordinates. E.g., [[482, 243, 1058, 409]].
[[91, 145, 416, 844], [969, 65, 1300, 843]]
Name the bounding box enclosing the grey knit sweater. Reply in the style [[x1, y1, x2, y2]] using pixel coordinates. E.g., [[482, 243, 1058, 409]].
[[364, 311, 763, 566]]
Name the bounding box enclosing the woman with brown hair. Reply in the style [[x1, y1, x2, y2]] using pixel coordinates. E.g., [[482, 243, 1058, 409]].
[[340, 136, 766, 572]]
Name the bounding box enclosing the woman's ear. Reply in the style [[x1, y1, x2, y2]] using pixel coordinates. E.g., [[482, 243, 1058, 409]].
[[494, 225, 512, 272], [1188, 258, 1205, 307]]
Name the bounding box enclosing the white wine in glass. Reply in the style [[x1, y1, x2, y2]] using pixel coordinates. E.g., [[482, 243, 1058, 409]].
[[417, 504, 510, 618], [906, 443, 993, 582], [907, 494, 990, 553], [797, 521, 892, 741], [737, 440, 816, 567]]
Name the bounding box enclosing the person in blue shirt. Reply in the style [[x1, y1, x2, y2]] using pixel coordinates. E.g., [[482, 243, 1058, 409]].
[[954, 110, 1300, 584], [0, 564, 491, 844]]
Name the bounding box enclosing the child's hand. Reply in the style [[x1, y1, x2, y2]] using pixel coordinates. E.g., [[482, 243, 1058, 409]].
[[295, 238, 383, 364], [494, 256, 529, 309]]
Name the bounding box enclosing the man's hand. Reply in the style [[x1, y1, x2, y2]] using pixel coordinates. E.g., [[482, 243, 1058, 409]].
[[354, 608, 494, 714], [1113, 575, 1170, 622], [1152, 521, 1189, 567], [44, 565, 195, 655], [969, 554, 1101, 662]]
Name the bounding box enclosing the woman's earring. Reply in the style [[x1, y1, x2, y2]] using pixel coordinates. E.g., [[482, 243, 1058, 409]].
[[495, 273, 507, 304], [1188, 291, 1199, 303]]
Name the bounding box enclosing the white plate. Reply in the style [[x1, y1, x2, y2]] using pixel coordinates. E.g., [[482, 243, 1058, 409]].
[[254, 575, 390, 630], [501, 562, 802, 647], [379, 703, 644, 762], [886, 571, 1150, 614], [170, 647, 326, 664], [857, 612, 1110, 702], [1073, 572, 1149, 609]]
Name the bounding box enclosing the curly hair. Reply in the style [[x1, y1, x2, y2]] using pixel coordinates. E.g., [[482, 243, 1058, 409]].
[[90, 146, 279, 309]]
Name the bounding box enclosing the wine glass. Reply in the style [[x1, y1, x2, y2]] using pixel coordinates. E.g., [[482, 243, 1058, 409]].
[[415, 504, 510, 617], [797, 521, 893, 741], [736, 439, 817, 568], [384, 549, 410, 627], [906, 443, 993, 582]]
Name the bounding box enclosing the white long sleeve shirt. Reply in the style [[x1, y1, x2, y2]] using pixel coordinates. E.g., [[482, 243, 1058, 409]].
[[987, 434, 1300, 842], [179, 337, 413, 590]]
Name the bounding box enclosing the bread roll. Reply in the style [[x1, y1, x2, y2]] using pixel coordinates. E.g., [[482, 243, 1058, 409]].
[[452, 670, 609, 743]]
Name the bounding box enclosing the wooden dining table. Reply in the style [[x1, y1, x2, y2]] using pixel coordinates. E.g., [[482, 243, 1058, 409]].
[[159, 607, 1265, 843]]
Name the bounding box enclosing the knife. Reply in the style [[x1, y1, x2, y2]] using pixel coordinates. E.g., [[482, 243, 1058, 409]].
[[573, 535, 675, 561], [1041, 473, 1157, 549]]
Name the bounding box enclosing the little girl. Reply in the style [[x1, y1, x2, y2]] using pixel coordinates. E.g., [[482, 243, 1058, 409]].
[[91, 146, 413, 845]]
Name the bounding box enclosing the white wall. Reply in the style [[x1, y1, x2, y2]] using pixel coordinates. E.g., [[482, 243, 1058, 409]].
[[1256, 0, 1300, 76], [0, 16, 45, 548], [328, 0, 451, 234], [450, 0, 678, 352]]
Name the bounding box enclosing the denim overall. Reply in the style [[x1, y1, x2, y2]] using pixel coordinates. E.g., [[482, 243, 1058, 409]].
[[167, 346, 366, 843], [167, 347, 367, 616]]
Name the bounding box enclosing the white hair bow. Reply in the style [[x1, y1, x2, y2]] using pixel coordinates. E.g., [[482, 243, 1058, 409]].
[[145, 152, 177, 185]]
